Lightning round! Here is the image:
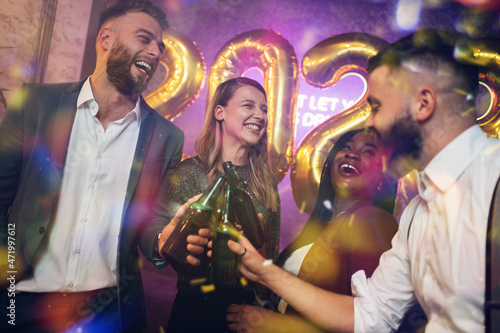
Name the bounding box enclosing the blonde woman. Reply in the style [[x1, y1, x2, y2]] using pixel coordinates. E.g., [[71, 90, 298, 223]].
[[158, 77, 280, 332]]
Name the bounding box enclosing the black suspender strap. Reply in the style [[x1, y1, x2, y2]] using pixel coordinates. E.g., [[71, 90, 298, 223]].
[[485, 176, 500, 333], [406, 197, 421, 242]]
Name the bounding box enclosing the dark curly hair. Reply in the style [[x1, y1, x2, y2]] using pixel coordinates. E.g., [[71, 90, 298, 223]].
[[99, 0, 168, 31], [276, 129, 398, 267]]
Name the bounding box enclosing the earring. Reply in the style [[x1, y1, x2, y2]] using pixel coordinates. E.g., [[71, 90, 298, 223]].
[[377, 183, 383, 191]]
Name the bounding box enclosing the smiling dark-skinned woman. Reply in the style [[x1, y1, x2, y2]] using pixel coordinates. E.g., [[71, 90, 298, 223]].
[[226, 129, 427, 332]]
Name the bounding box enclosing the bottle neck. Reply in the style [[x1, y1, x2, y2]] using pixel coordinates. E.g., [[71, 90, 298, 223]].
[[223, 161, 241, 188], [198, 173, 226, 208], [222, 184, 233, 224]]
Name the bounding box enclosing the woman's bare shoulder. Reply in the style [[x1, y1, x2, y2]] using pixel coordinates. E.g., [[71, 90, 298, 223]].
[[348, 205, 398, 231]]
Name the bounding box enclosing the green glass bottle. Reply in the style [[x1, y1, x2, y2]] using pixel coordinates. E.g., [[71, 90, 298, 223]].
[[211, 183, 240, 287], [161, 173, 226, 266], [222, 161, 265, 248]]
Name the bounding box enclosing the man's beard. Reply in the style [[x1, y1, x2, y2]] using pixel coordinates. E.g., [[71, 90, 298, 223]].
[[106, 40, 148, 96], [383, 111, 424, 174]]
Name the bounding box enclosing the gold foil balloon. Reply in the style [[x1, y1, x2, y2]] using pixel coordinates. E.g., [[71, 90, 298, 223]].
[[208, 29, 299, 182], [301, 33, 388, 88], [145, 28, 206, 120], [478, 70, 500, 138], [455, 37, 500, 137], [393, 169, 419, 222], [291, 33, 388, 214]]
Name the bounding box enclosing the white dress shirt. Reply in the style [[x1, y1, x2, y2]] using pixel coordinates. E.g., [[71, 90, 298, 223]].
[[17, 78, 141, 292], [278, 243, 314, 313], [352, 125, 500, 332]]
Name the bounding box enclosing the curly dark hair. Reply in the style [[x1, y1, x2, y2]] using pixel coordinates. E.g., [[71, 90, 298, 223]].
[[99, 0, 168, 30], [275, 129, 398, 267]]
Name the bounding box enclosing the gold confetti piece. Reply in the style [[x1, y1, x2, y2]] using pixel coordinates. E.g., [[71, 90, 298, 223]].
[[189, 278, 207, 286], [201, 284, 215, 293]]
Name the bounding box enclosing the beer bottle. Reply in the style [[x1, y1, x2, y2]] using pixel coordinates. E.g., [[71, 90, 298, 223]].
[[161, 173, 226, 265], [222, 162, 264, 248], [211, 183, 240, 287]]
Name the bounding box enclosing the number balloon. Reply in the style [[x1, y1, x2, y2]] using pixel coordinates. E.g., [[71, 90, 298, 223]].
[[291, 33, 388, 214], [145, 28, 206, 120], [207, 29, 299, 182], [463, 39, 500, 138]]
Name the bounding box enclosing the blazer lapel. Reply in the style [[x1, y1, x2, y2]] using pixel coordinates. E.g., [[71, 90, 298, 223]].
[[49, 81, 84, 184], [123, 99, 156, 211], [118, 99, 156, 262]]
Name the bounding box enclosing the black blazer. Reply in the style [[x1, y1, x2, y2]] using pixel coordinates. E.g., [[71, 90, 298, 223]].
[[0, 80, 184, 332]]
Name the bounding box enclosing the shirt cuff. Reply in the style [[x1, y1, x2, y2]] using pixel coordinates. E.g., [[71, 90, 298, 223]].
[[351, 270, 386, 333], [152, 232, 168, 269], [254, 290, 270, 307]]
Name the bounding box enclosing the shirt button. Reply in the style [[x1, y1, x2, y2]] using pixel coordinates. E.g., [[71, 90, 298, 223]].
[[39, 226, 45, 234], [69, 282, 74, 288], [97, 155, 102, 159], [91, 184, 95, 189], [75, 249, 81, 254], [83, 218, 87, 222]]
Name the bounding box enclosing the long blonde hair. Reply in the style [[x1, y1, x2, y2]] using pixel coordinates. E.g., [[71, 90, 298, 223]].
[[195, 77, 278, 211]]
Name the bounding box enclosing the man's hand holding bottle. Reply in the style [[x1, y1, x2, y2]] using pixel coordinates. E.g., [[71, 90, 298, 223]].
[[158, 193, 211, 266]]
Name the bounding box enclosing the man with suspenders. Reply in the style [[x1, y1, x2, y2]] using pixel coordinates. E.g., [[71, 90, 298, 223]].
[[227, 29, 500, 332]]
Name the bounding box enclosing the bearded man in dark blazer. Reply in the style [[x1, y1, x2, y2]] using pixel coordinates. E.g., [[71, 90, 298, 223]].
[[0, 1, 207, 332]]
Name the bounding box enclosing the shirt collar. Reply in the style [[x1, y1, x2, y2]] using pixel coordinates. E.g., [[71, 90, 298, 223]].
[[77, 77, 94, 110], [130, 97, 142, 124], [76, 77, 142, 124], [418, 125, 489, 196]]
